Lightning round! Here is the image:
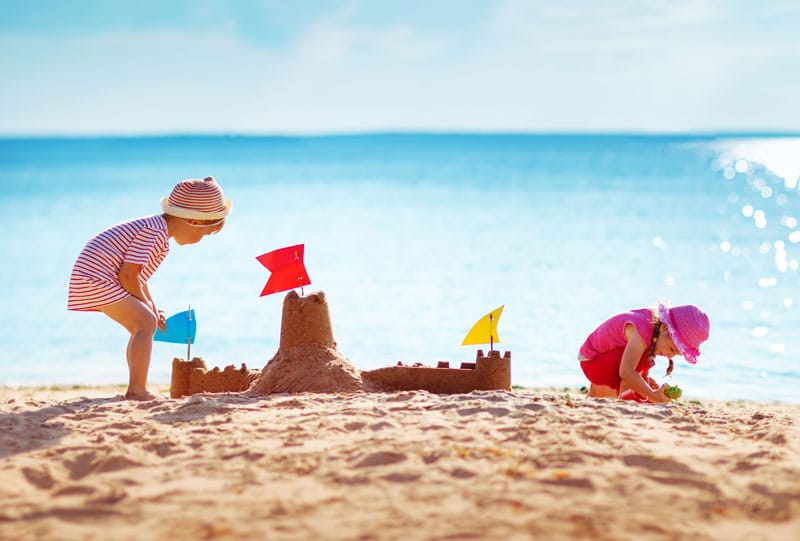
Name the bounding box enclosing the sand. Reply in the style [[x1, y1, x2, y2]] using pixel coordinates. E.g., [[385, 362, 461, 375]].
[[1, 385, 798, 541]]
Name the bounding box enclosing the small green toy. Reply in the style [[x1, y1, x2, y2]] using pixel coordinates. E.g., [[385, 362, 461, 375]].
[[664, 384, 683, 400]]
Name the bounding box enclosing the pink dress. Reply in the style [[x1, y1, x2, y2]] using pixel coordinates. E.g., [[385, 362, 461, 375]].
[[578, 309, 656, 391], [68, 215, 170, 311]]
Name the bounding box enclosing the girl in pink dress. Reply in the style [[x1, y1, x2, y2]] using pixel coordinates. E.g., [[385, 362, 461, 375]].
[[68, 177, 232, 400], [578, 303, 709, 403]]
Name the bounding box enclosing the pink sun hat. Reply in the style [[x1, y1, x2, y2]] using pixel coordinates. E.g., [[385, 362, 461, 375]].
[[160, 176, 232, 220], [657, 302, 710, 364]]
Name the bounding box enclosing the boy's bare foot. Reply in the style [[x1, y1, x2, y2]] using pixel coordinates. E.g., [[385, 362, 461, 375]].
[[124, 389, 163, 401]]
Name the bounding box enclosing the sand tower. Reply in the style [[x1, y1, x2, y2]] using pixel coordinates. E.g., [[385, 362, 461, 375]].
[[248, 290, 371, 394]]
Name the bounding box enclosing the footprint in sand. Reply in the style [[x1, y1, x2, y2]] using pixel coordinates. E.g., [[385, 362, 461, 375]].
[[450, 467, 477, 479], [353, 451, 407, 468], [53, 484, 97, 496], [67, 451, 98, 480], [64, 450, 143, 480], [622, 454, 697, 475], [540, 476, 595, 489], [521, 402, 548, 412], [382, 472, 422, 483], [369, 421, 397, 431], [21, 465, 58, 489]]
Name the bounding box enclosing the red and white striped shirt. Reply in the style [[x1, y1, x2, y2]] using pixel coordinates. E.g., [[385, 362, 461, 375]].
[[68, 215, 170, 311]]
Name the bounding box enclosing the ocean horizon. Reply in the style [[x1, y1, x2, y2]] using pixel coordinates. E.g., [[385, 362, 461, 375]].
[[1, 132, 799, 403]]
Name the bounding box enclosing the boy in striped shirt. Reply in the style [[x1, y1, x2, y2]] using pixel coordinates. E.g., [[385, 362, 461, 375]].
[[68, 177, 232, 400]]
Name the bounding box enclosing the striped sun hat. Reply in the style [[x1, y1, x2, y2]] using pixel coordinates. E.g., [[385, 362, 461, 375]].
[[160, 176, 232, 220]]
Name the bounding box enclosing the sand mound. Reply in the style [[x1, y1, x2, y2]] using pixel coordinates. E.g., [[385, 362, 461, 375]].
[[249, 344, 368, 394], [248, 290, 373, 394]]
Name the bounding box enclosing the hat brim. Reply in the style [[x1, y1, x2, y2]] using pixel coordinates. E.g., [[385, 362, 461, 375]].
[[682, 351, 699, 365], [658, 302, 700, 365], [160, 197, 232, 220]]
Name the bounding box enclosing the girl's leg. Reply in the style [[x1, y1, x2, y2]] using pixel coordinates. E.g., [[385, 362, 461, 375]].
[[588, 383, 618, 398], [99, 296, 159, 400], [580, 349, 625, 399]]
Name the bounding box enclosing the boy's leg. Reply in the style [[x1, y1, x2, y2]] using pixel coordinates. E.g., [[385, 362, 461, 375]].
[[99, 296, 159, 400]]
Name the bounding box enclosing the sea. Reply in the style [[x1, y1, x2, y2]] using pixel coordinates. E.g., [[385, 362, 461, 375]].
[[1, 134, 799, 403]]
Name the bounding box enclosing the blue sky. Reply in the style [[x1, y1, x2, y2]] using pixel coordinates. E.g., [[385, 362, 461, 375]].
[[1, 0, 799, 135]]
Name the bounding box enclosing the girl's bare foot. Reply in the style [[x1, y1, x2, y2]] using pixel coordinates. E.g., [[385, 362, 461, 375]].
[[124, 389, 162, 401]]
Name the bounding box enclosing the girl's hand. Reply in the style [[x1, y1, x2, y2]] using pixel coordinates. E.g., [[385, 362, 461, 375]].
[[156, 309, 167, 333], [646, 376, 659, 390], [649, 384, 672, 404]]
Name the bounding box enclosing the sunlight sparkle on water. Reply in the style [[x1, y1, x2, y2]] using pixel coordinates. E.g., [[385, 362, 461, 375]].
[[774, 241, 788, 272], [753, 210, 767, 229], [652, 236, 667, 251], [715, 138, 800, 190]]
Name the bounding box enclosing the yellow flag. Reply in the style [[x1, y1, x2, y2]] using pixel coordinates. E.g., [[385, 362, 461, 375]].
[[461, 305, 504, 346]]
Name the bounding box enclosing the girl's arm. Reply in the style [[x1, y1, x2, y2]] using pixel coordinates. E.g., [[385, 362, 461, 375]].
[[118, 262, 166, 331], [618, 323, 670, 403], [142, 282, 166, 332], [118, 262, 148, 303]]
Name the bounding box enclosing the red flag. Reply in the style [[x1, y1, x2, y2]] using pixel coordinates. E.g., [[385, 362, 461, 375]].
[[256, 244, 311, 296]]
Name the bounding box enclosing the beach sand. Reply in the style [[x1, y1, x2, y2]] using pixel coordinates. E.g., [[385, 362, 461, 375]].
[[1, 385, 798, 541]]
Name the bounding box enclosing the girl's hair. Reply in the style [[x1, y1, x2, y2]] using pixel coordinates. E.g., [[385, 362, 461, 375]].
[[648, 312, 674, 378]]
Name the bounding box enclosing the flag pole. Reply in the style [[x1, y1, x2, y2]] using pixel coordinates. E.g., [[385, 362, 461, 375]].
[[187, 305, 192, 360], [295, 249, 304, 295], [489, 313, 494, 353]]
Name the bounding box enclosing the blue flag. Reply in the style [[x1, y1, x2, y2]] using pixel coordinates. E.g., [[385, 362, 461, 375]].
[[154, 309, 196, 344]]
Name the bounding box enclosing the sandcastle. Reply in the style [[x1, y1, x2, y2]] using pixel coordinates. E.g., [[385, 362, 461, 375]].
[[169, 290, 512, 396], [361, 350, 511, 393], [170, 358, 260, 398]]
